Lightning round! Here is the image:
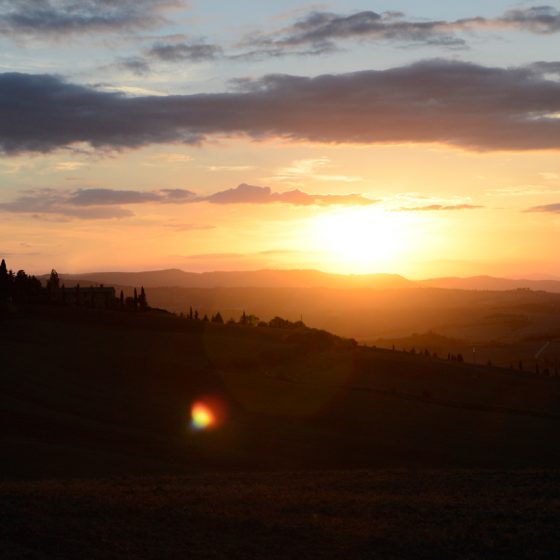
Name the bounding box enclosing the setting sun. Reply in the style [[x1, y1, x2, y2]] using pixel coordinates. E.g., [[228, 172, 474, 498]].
[[307, 207, 424, 274]]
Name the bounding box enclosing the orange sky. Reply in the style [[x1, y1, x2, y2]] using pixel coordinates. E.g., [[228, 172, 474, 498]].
[[1, 2, 560, 278]]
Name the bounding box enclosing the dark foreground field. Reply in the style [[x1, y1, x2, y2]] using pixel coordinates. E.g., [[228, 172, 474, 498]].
[[3, 469, 560, 559], [3, 307, 560, 557]]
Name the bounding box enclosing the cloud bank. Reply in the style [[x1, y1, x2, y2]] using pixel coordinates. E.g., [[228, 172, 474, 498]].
[[2, 60, 560, 154], [0, 184, 374, 219]]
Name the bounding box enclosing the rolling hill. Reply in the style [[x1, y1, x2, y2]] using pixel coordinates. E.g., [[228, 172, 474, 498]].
[[3, 304, 560, 480]]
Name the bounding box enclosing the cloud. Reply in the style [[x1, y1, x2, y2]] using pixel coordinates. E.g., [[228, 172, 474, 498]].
[[0, 0, 183, 38], [239, 6, 560, 56], [148, 41, 222, 62], [500, 6, 560, 34], [525, 203, 560, 213], [204, 183, 375, 206], [0, 184, 373, 220], [0, 189, 134, 219], [274, 157, 362, 183], [240, 10, 466, 56], [0, 187, 195, 220], [396, 204, 484, 212], [69, 187, 195, 205], [115, 56, 151, 76], [236, 6, 560, 57], [2, 60, 560, 154]]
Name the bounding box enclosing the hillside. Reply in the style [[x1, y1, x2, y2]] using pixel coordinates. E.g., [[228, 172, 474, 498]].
[[3, 305, 560, 480]]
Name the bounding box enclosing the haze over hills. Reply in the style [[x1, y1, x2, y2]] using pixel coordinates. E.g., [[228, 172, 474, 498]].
[[38, 267, 560, 373], [50, 269, 412, 290], [43, 268, 560, 293], [420, 275, 560, 293]]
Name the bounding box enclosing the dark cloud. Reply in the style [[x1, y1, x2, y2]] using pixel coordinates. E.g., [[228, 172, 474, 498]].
[[149, 42, 222, 62], [0, 185, 372, 220], [525, 203, 560, 213], [240, 6, 560, 56], [2, 60, 560, 154], [205, 183, 375, 206], [396, 204, 484, 212], [0, 0, 183, 38], [527, 61, 560, 76]]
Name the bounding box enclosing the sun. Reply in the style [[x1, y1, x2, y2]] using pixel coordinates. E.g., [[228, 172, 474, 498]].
[[306, 206, 424, 274]]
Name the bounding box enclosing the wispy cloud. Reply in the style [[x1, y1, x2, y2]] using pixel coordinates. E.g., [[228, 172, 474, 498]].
[[525, 203, 560, 213], [2, 60, 560, 154], [148, 41, 222, 62], [395, 204, 484, 212], [114, 56, 152, 76], [239, 6, 560, 57], [273, 157, 362, 184]]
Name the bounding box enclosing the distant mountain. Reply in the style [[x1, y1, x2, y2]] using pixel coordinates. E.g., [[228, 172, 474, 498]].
[[420, 275, 560, 293], [48, 268, 413, 290], [46, 268, 560, 293]]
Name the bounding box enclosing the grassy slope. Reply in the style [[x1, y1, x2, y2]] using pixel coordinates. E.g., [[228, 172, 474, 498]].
[[3, 306, 560, 479]]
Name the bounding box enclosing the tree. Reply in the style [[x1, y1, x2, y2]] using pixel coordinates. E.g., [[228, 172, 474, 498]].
[[211, 312, 224, 324], [47, 269, 60, 291], [139, 286, 148, 312], [119, 290, 124, 310], [133, 288, 138, 311], [0, 258, 12, 301]]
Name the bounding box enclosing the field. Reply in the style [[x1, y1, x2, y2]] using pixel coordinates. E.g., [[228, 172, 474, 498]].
[[3, 307, 560, 557], [3, 469, 560, 559]]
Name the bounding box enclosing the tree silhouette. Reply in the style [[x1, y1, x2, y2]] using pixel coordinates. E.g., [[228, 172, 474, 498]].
[[47, 269, 60, 291], [0, 258, 11, 303], [139, 286, 148, 312], [211, 312, 224, 324]]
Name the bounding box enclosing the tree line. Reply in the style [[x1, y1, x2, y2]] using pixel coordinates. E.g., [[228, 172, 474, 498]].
[[0, 258, 149, 313]]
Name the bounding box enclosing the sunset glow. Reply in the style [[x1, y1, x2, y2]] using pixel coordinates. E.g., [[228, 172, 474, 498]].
[[0, 1, 559, 280], [307, 207, 425, 274]]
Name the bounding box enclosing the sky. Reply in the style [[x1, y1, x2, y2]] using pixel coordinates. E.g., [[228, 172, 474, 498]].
[[1, 0, 560, 278]]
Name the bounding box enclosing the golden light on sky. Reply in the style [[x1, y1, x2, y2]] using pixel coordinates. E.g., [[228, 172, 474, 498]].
[[1, 1, 560, 279], [306, 207, 425, 275]]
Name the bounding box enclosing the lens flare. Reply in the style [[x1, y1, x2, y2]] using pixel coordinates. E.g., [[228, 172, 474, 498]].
[[190, 401, 216, 431]]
